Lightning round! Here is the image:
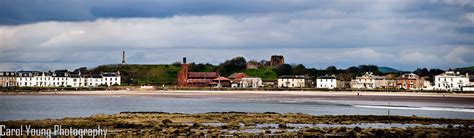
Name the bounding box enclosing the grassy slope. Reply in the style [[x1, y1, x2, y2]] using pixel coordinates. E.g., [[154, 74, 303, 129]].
[[457, 66, 474, 71], [91, 64, 181, 85], [241, 67, 278, 80], [91, 64, 279, 85]]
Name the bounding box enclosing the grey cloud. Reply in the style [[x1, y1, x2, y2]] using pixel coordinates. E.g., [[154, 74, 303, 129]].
[[0, 0, 474, 71]]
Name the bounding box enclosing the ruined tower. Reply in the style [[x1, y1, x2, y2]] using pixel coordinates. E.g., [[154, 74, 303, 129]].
[[270, 55, 285, 66]]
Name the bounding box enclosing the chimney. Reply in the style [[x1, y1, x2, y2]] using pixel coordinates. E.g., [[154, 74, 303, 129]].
[[183, 57, 187, 64], [122, 51, 126, 64]]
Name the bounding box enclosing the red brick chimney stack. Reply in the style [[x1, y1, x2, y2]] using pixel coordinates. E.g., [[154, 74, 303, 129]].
[[178, 57, 189, 86]]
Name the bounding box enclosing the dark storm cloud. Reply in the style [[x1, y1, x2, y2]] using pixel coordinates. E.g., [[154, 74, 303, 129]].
[[0, 0, 328, 24], [0, 0, 474, 71]]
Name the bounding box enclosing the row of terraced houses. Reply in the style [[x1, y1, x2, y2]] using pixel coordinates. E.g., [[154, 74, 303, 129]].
[[0, 70, 120, 87], [176, 57, 474, 91], [281, 71, 472, 91]]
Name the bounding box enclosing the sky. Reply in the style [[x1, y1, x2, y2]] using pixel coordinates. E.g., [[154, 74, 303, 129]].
[[0, 0, 473, 71]]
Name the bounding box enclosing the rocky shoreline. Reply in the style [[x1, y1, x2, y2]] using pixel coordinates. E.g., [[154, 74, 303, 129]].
[[1, 112, 473, 137]]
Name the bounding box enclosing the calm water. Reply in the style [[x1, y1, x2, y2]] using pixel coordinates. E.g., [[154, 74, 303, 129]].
[[0, 95, 473, 121]]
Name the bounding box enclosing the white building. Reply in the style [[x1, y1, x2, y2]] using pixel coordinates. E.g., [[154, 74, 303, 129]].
[[13, 70, 120, 87], [434, 71, 469, 91], [101, 72, 121, 86], [277, 75, 312, 88], [240, 77, 262, 88], [316, 75, 341, 89]]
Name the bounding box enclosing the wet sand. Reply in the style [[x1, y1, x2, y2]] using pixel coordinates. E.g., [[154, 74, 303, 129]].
[[4, 90, 474, 106]]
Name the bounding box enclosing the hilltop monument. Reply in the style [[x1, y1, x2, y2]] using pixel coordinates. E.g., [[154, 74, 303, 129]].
[[121, 51, 126, 64], [270, 55, 285, 67]]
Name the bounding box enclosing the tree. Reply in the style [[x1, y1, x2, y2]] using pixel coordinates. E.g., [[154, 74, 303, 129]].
[[292, 64, 307, 75], [217, 57, 247, 76], [326, 66, 337, 75], [189, 63, 210, 72], [413, 68, 429, 77], [358, 65, 380, 75], [171, 62, 181, 66], [276, 64, 294, 76], [259, 60, 270, 66], [429, 68, 444, 76], [345, 66, 360, 74]]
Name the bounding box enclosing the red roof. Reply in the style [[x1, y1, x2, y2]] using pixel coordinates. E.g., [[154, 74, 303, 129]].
[[228, 73, 248, 79], [213, 77, 231, 81], [188, 72, 219, 78], [187, 79, 212, 83]]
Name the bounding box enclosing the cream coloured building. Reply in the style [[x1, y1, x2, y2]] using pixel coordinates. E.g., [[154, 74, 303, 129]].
[[277, 75, 312, 88], [350, 72, 395, 89], [0, 72, 17, 87], [240, 77, 262, 88]]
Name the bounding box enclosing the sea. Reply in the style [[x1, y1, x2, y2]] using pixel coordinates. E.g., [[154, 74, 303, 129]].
[[0, 94, 473, 121]]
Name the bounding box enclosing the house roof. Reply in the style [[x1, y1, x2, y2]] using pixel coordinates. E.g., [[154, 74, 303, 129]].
[[213, 77, 231, 81], [228, 73, 248, 79], [437, 71, 467, 77], [356, 72, 386, 80], [0, 72, 16, 77], [187, 79, 212, 83], [279, 75, 309, 79], [397, 73, 419, 80], [188, 72, 219, 78], [317, 76, 336, 79], [102, 72, 119, 77]]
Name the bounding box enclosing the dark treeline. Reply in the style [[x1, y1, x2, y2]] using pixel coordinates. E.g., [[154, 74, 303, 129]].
[[89, 56, 471, 85], [201, 56, 461, 81]]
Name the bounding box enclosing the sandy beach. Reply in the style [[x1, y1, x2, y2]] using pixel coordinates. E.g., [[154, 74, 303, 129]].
[[3, 90, 474, 106], [13, 90, 474, 97]]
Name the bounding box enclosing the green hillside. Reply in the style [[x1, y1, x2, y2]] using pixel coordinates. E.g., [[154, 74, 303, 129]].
[[378, 67, 401, 74], [90, 63, 279, 86], [91, 64, 181, 85], [457, 66, 474, 71], [241, 67, 278, 80]]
